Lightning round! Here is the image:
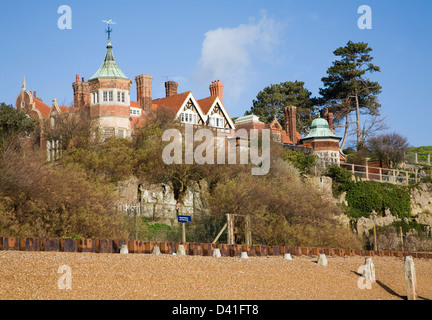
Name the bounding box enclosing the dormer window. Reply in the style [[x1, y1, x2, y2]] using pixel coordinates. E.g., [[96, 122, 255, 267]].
[[209, 114, 225, 128], [180, 110, 197, 124]]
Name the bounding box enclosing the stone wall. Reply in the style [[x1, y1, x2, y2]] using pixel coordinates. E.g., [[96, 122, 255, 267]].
[[307, 176, 432, 235], [115, 178, 206, 225]]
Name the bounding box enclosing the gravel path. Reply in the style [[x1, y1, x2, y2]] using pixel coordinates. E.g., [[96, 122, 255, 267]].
[[0, 251, 431, 300]]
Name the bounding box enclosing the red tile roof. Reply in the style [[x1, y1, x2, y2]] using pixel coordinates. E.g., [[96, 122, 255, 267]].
[[197, 96, 217, 115], [58, 105, 80, 114], [152, 91, 191, 114], [235, 117, 303, 145], [130, 101, 141, 109], [33, 97, 51, 118]]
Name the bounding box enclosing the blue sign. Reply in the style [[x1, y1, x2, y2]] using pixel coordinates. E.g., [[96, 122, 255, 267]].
[[177, 215, 192, 223]]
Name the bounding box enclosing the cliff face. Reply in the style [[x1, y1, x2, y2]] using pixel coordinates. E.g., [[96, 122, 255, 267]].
[[115, 178, 206, 224], [306, 176, 432, 234], [411, 183, 432, 215], [115, 175, 432, 233]]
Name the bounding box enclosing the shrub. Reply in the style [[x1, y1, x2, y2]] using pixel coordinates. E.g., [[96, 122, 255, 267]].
[[206, 159, 363, 249], [281, 149, 317, 175], [324, 164, 354, 196], [345, 181, 411, 218]]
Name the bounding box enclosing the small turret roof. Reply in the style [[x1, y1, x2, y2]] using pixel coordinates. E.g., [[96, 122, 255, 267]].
[[302, 116, 340, 140], [89, 38, 129, 81]]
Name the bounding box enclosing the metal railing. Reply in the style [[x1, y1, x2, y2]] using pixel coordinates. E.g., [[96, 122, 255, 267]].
[[405, 152, 431, 165], [316, 159, 428, 185]]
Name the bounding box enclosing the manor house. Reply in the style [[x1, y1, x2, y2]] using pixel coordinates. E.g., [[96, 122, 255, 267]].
[[14, 30, 341, 164]]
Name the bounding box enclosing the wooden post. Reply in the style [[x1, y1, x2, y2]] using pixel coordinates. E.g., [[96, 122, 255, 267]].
[[226, 214, 234, 245], [364, 257, 376, 284], [428, 154, 431, 166], [182, 223, 186, 243], [415, 153, 418, 164], [379, 168, 382, 183], [245, 215, 252, 245], [404, 255, 417, 300], [351, 164, 355, 175], [365, 158, 369, 181], [405, 171, 409, 186], [415, 169, 418, 184], [373, 224, 378, 251], [212, 223, 227, 244], [400, 226, 404, 252], [393, 169, 396, 184]]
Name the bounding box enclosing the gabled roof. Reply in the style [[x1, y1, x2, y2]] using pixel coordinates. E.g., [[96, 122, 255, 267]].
[[152, 91, 192, 114], [33, 97, 51, 118], [197, 95, 235, 129], [197, 95, 218, 115]]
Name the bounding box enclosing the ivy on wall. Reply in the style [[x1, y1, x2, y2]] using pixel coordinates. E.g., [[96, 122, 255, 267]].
[[325, 165, 412, 218], [345, 181, 411, 218]]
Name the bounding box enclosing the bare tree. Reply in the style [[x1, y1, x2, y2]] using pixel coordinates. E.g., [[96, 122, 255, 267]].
[[347, 115, 389, 150], [367, 132, 410, 168]]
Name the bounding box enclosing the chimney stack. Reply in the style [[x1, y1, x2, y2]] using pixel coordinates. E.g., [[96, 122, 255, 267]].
[[323, 108, 335, 133], [284, 106, 298, 145], [135, 74, 153, 111], [328, 112, 334, 133], [209, 80, 224, 103], [72, 75, 90, 109], [165, 81, 178, 97]]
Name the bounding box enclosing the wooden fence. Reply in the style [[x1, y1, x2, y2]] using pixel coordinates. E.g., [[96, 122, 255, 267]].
[[316, 159, 428, 186], [1, 236, 430, 260]]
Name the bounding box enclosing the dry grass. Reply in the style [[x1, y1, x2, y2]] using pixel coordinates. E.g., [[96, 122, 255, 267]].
[[0, 251, 431, 300]]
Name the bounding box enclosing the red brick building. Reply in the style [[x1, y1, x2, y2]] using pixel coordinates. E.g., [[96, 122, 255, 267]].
[[15, 34, 236, 159]]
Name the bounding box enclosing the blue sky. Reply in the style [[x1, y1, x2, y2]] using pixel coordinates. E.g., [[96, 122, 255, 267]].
[[0, 0, 431, 147]]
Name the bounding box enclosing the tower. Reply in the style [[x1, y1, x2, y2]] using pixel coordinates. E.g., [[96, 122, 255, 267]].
[[87, 20, 133, 138]]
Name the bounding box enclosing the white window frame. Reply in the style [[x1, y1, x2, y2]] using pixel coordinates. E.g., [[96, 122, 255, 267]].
[[181, 110, 197, 124], [210, 114, 224, 128]]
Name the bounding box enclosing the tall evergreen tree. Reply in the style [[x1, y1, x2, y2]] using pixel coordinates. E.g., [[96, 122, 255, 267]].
[[245, 81, 317, 134], [319, 41, 381, 151]]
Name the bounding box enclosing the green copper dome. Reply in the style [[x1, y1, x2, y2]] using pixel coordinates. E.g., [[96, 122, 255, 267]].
[[303, 117, 338, 139], [89, 39, 129, 81]]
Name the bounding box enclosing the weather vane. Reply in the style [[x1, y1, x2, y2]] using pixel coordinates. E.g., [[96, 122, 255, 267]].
[[102, 18, 117, 39]]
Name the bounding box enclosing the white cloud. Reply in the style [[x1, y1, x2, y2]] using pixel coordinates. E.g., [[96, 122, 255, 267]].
[[196, 13, 284, 103]]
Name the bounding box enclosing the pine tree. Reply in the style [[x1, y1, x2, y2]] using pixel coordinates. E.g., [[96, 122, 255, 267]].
[[319, 41, 381, 151], [245, 81, 317, 134]]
